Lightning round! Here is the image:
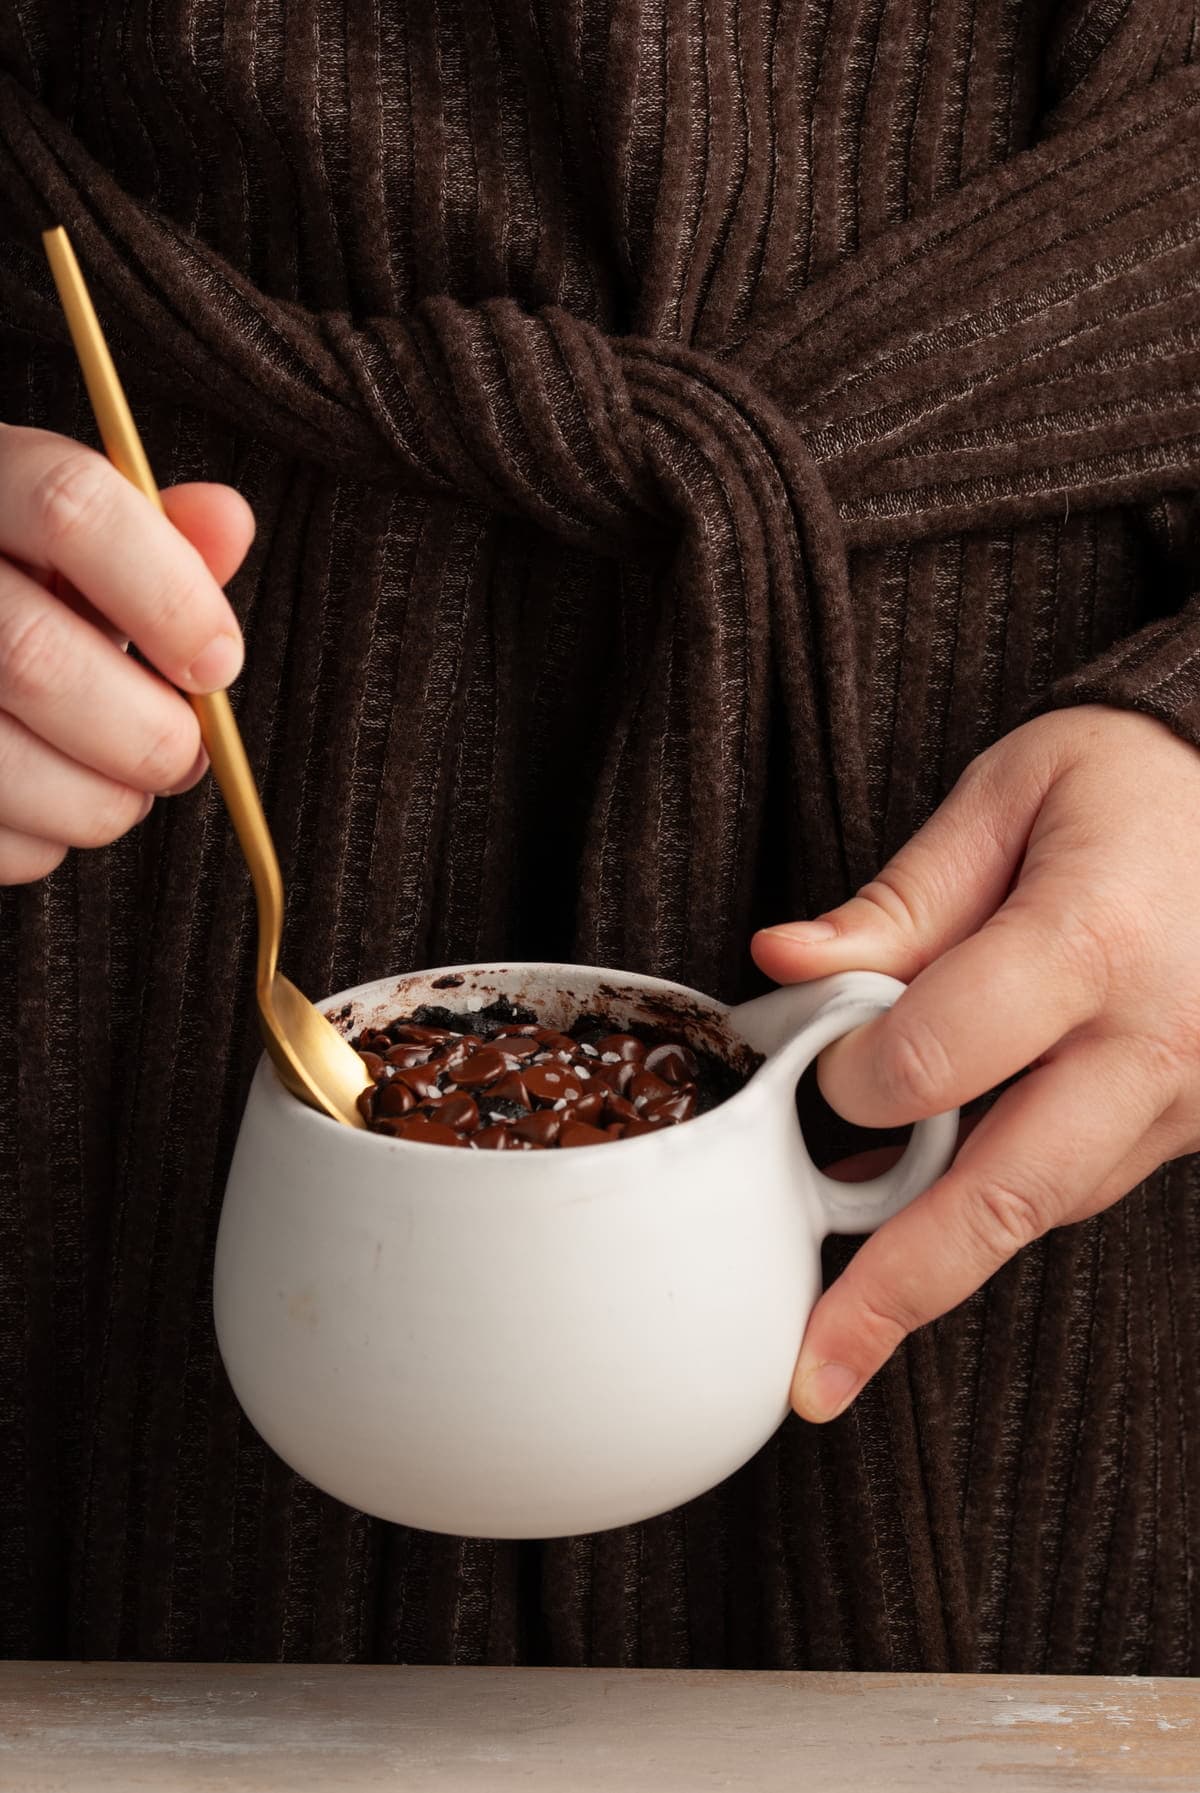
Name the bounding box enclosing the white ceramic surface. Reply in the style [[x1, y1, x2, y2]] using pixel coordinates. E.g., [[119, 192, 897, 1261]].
[[214, 963, 959, 1539]]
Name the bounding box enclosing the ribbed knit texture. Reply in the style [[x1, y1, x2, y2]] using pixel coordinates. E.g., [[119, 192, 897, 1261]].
[[0, 0, 1199, 1670]]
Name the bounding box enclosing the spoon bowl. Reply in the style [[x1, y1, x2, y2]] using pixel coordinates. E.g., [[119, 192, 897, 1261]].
[[260, 969, 370, 1125]]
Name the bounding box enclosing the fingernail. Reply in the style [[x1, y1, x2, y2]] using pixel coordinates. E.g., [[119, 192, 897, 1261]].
[[795, 1360, 860, 1423], [763, 919, 838, 943], [186, 631, 243, 691]]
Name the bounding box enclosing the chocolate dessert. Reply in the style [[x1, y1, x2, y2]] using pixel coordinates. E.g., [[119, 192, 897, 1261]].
[[352, 999, 757, 1148]]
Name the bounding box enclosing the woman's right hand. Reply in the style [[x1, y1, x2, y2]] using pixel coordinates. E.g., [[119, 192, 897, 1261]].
[[0, 425, 255, 884]]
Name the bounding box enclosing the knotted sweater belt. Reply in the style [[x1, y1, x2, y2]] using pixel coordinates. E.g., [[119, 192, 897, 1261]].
[[2, 66, 1200, 974], [1, 66, 1198, 559]]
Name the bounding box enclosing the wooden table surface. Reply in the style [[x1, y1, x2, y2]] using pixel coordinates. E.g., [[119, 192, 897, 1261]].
[[1, 1663, 1197, 1792]]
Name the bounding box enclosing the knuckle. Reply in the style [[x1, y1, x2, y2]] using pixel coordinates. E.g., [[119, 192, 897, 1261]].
[[32, 839, 68, 880], [1058, 906, 1123, 988], [74, 783, 145, 850], [1048, 894, 1143, 1002], [856, 867, 925, 938], [126, 704, 201, 791], [964, 1175, 1050, 1259], [0, 604, 66, 705], [29, 452, 114, 556], [855, 1288, 920, 1355], [874, 1013, 955, 1115], [1129, 1027, 1192, 1095], [136, 567, 201, 652], [0, 837, 67, 885], [0, 720, 20, 790]]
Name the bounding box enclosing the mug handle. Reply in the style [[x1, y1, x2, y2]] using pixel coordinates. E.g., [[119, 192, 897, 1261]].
[[729, 970, 960, 1236]]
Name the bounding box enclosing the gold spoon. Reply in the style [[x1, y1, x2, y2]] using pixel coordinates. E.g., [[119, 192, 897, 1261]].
[[42, 226, 371, 1128]]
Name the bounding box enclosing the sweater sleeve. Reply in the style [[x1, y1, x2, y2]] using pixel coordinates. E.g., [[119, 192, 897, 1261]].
[[1035, 496, 1200, 749], [1014, 4, 1200, 747]]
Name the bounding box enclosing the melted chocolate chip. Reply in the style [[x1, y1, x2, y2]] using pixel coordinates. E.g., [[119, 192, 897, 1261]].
[[437, 1092, 481, 1133], [622, 1116, 668, 1139], [376, 1080, 417, 1118], [644, 1043, 699, 1084], [560, 1120, 614, 1148], [351, 1001, 758, 1148], [643, 1089, 696, 1125], [450, 1046, 517, 1087], [565, 1090, 605, 1125], [513, 1110, 562, 1146], [475, 1125, 540, 1151], [488, 1072, 532, 1109], [391, 1063, 443, 1101], [387, 1117, 469, 1147], [523, 1063, 584, 1104], [392, 1023, 452, 1045], [595, 1034, 646, 1063], [628, 1068, 674, 1107]]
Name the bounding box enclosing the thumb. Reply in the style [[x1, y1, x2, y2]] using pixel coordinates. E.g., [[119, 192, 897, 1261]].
[[751, 744, 1051, 986], [160, 483, 257, 588]]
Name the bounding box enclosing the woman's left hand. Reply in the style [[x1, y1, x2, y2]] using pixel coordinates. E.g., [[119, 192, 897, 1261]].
[[752, 705, 1200, 1424]]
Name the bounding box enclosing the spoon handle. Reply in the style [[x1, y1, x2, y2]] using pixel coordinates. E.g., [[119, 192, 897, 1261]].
[[189, 693, 285, 995], [41, 226, 284, 995]]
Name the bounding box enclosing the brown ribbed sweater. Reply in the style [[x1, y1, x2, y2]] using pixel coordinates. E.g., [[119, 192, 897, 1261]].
[[1, 0, 1199, 1673]]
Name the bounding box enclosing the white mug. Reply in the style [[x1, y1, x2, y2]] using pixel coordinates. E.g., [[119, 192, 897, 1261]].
[[214, 962, 958, 1539]]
